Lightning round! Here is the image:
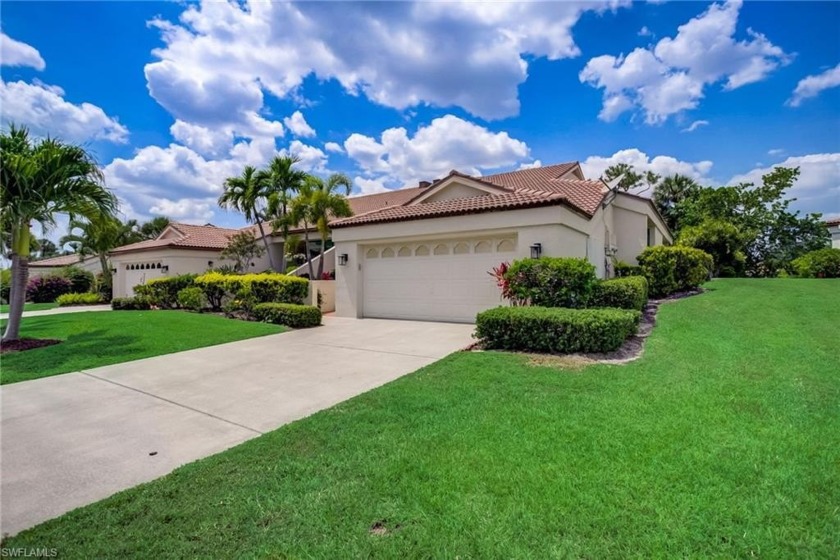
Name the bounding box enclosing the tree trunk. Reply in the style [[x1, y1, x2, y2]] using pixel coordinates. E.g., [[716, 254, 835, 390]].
[[317, 233, 326, 279], [256, 219, 277, 271], [278, 199, 288, 273], [2, 254, 28, 343], [303, 225, 315, 280]]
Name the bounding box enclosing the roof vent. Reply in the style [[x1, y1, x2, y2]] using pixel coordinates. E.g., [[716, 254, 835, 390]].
[[419, 180, 431, 188]]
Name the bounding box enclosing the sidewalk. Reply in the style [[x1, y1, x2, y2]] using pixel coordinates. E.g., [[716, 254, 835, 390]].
[[0, 304, 112, 320]]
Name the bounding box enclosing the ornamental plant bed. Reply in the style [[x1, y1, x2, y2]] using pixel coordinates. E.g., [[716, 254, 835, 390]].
[[1, 338, 62, 354]]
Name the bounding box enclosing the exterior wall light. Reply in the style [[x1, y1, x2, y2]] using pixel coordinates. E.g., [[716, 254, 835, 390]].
[[161, 265, 169, 272], [207, 260, 214, 268], [530, 243, 542, 259], [338, 253, 349, 266]]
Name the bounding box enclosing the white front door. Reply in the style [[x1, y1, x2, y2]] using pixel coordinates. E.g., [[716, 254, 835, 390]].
[[362, 236, 516, 323]]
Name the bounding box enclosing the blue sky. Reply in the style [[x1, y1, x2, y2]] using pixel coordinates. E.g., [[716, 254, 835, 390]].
[[1, 0, 838, 232]]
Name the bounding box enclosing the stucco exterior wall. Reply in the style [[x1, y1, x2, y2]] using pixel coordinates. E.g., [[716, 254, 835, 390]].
[[332, 205, 593, 318], [829, 224, 840, 249], [110, 249, 230, 298], [609, 194, 672, 265]]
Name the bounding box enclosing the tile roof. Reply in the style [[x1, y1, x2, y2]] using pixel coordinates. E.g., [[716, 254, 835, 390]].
[[110, 223, 241, 254], [332, 161, 606, 229], [29, 254, 92, 267], [825, 217, 840, 227], [347, 186, 428, 215]]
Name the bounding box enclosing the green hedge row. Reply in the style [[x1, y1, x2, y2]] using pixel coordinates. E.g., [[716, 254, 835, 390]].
[[133, 274, 197, 309], [193, 272, 309, 310], [590, 276, 648, 311], [476, 306, 640, 354], [111, 296, 152, 310], [253, 303, 322, 328], [505, 257, 597, 308], [56, 293, 103, 306], [790, 248, 840, 278], [637, 246, 712, 297]]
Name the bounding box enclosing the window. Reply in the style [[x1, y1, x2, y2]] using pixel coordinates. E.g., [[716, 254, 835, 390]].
[[453, 242, 470, 254], [474, 241, 492, 253], [497, 239, 515, 252], [366, 248, 379, 259], [433, 243, 449, 255], [415, 245, 430, 256], [397, 246, 411, 257], [381, 247, 395, 258]]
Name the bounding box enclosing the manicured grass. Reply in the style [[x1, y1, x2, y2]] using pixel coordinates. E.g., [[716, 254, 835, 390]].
[[4, 279, 839, 557], [0, 311, 284, 384], [0, 302, 58, 313]]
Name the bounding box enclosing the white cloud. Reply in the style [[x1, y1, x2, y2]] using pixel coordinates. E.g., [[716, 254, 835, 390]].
[[638, 26, 652, 37], [283, 111, 316, 138], [518, 160, 543, 170], [681, 120, 709, 133], [0, 79, 128, 143], [787, 63, 840, 107], [343, 114, 530, 187], [353, 176, 390, 195], [729, 153, 840, 216], [145, 1, 627, 122], [149, 198, 216, 222], [324, 141, 344, 153], [581, 148, 714, 191], [580, 0, 790, 124], [768, 148, 785, 157], [1, 32, 45, 70], [280, 140, 327, 172], [170, 120, 233, 158]]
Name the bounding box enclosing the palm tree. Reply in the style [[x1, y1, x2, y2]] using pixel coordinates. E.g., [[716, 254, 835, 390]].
[[283, 177, 318, 279], [60, 215, 142, 284], [35, 238, 59, 258], [1, 125, 116, 342], [310, 173, 352, 278], [219, 166, 276, 271], [139, 216, 171, 240], [257, 156, 307, 272], [654, 174, 700, 232]]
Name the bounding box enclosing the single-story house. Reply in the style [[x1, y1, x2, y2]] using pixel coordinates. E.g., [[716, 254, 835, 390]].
[[330, 162, 672, 323], [28, 253, 101, 279], [826, 218, 840, 249]]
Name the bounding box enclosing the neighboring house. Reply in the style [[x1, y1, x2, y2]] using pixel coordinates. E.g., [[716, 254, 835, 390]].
[[826, 218, 840, 249], [28, 253, 101, 279], [331, 162, 671, 323]]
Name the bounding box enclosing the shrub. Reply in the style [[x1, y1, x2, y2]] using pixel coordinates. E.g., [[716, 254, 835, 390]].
[[1, 269, 10, 303], [26, 275, 72, 303], [177, 287, 205, 311], [56, 293, 102, 306], [505, 257, 597, 308], [475, 306, 640, 354], [637, 246, 713, 298], [253, 303, 322, 328], [60, 266, 95, 294], [614, 261, 643, 278], [111, 296, 152, 310], [194, 272, 309, 311], [591, 276, 649, 311], [134, 274, 197, 308], [94, 272, 113, 303], [790, 248, 840, 278]]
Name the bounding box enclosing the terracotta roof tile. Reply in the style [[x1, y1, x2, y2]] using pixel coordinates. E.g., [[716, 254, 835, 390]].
[[29, 254, 92, 267], [825, 217, 840, 227], [110, 223, 241, 254], [332, 162, 606, 228]]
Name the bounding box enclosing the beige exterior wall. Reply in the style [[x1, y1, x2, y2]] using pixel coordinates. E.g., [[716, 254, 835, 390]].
[[110, 249, 230, 298], [29, 256, 101, 280], [610, 194, 672, 265], [307, 280, 336, 313], [421, 182, 494, 203], [829, 224, 840, 249]]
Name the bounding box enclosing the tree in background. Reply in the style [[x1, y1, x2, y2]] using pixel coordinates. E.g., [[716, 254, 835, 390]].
[[309, 173, 352, 278], [139, 216, 171, 240], [60, 214, 142, 288], [257, 156, 307, 272], [602, 163, 661, 194], [219, 166, 276, 271], [1, 125, 116, 342], [653, 174, 701, 232], [284, 177, 318, 279], [677, 219, 746, 277], [35, 238, 59, 259], [220, 231, 265, 273]]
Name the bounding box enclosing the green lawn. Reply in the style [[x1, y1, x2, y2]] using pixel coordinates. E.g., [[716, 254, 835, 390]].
[[4, 279, 839, 557], [0, 311, 285, 384], [0, 302, 58, 313]]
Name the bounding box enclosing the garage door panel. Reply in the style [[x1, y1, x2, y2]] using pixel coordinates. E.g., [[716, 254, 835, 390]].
[[362, 237, 513, 323]]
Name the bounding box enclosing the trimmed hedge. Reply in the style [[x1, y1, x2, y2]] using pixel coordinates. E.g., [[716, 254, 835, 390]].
[[505, 257, 597, 308], [790, 248, 840, 278], [476, 306, 640, 354], [61, 266, 95, 294], [614, 261, 643, 278], [56, 293, 103, 306], [591, 276, 649, 311], [111, 296, 152, 310], [26, 275, 72, 303], [252, 303, 322, 328], [134, 274, 197, 309], [637, 246, 713, 298], [177, 287, 205, 311], [194, 272, 309, 311]]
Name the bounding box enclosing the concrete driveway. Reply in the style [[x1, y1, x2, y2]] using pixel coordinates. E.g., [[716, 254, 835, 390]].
[[0, 316, 474, 536]]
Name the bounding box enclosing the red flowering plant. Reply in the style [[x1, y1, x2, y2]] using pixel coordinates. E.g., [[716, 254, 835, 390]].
[[488, 262, 528, 306]]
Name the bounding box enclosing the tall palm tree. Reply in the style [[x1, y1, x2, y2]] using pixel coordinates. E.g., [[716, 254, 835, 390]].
[[310, 173, 352, 278], [139, 216, 171, 240], [283, 177, 318, 279], [60, 215, 141, 284], [654, 174, 700, 232], [1, 125, 116, 342], [218, 165, 276, 271], [257, 156, 307, 272]]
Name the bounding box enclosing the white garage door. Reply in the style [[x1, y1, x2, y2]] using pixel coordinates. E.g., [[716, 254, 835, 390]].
[[362, 236, 516, 323], [124, 262, 165, 296]]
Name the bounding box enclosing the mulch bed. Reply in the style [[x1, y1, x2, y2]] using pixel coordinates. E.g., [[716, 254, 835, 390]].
[[0, 338, 62, 354]]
